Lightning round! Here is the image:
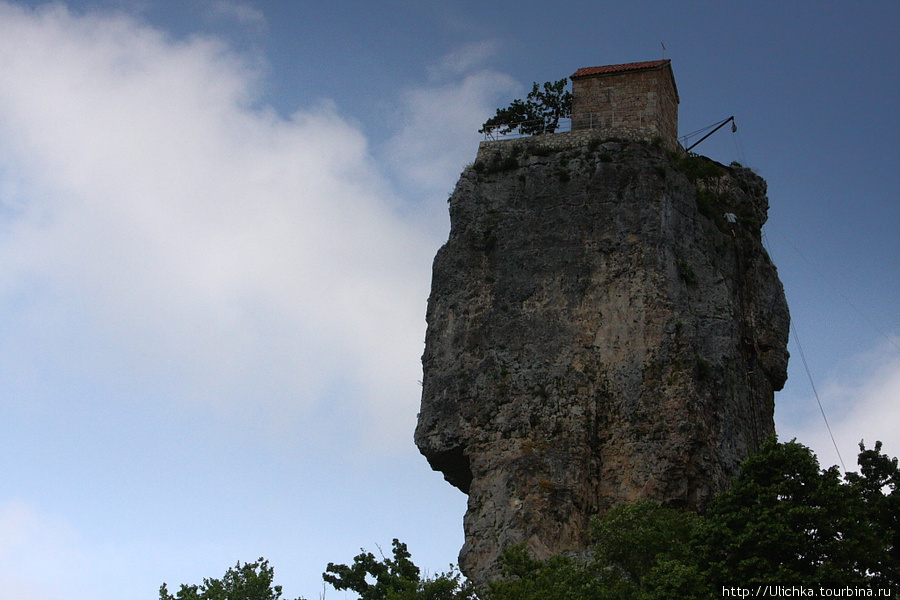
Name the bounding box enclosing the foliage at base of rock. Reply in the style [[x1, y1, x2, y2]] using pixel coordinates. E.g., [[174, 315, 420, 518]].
[[159, 440, 898, 599], [159, 558, 302, 600], [700, 438, 899, 588], [486, 439, 899, 599], [323, 539, 477, 600]]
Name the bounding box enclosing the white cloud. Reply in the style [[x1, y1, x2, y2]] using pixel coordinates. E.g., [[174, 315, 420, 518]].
[[205, 0, 267, 33], [824, 342, 900, 461], [426, 40, 502, 80], [0, 17, 526, 599], [778, 337, 900, 471], [0, 2, 435, 448], [384, 61, 520, 202]]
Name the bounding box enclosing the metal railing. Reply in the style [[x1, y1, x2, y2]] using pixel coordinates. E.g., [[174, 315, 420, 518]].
[[481, 117, 573, 141]]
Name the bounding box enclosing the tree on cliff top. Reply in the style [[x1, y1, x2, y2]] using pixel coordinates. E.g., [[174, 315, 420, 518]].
[[479, 79, 572, 137]]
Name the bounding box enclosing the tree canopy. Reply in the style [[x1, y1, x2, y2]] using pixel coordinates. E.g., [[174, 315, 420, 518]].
[[479, 79, 572, 137], [698, 438, 898, 587], [159, 558, 302, 600], [323, 539, 476, 600], [486, 438, 899, 599], [159, 439, 898, 599]]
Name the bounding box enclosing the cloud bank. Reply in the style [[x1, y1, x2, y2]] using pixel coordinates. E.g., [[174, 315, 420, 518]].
[[384, 41, 519, 218], [0, 2, 508, 449], [0, 4, 519, 596], [778, 338, 900, 471]]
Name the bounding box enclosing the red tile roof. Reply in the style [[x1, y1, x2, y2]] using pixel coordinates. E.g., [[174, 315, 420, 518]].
[[571, 59, 671, 79]]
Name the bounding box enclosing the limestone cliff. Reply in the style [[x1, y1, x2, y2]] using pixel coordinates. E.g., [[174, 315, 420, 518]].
[[415, 132, 789, 585]]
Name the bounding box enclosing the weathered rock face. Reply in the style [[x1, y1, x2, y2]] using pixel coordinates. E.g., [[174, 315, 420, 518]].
[[415, 132, 789, 585]]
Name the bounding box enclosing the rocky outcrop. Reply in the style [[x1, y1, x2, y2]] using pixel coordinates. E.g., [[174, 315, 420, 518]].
[[414, 132, 790, 585]]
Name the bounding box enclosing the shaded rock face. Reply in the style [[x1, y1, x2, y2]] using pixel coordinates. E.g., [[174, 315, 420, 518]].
[[414, 134, 789, 585]]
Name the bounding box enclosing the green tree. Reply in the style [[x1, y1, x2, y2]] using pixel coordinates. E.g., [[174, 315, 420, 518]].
[[484, 544, 608, 600], [158, 441, 898, 599], [486, 502, 707, 600], [479, 79, 572, 137], [698, 438, 896, 586], [590, 500, 700, 581], [844, 441, 900, 586], [159, 558, 303, 600], [486, 439, 899, 598], [323, 539, 476, 600], [590, 500, 707, 598]]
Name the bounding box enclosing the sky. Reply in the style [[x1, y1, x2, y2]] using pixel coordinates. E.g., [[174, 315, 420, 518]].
[[0, 1, 896, 599]]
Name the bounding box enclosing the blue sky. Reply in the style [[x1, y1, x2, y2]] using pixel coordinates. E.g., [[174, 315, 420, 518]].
[[0, 1, 897, 599]]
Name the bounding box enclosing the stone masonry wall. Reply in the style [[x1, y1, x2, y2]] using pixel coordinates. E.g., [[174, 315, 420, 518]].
[[476, 130, 685, 170], [477, 130, 617, 163], [572, 68, 678, 149]]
